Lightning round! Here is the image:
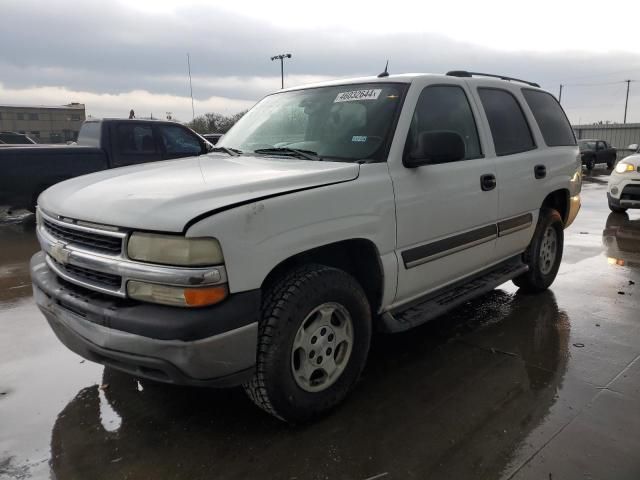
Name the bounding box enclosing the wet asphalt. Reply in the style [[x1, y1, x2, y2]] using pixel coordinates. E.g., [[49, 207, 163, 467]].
[[1, 169, 639, 480]]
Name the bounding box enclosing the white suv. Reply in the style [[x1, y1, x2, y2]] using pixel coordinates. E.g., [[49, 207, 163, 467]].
[[31, 71, 582, 422], [608, 152, 640, 212]]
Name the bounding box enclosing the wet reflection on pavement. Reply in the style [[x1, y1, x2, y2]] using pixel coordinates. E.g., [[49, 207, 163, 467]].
[[1, 181, 640, 480]]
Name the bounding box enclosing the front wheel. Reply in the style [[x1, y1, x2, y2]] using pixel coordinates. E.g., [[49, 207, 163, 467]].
[[244, 264, 372, 423], [513, 208, 564, 293]]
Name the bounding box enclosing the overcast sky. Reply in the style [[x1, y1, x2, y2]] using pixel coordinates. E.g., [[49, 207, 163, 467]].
[[2, 0, 640, 124]]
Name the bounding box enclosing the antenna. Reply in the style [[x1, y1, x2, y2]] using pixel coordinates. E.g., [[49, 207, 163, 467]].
[[187, 53, 195, 121], [378, 60, 389, 78]]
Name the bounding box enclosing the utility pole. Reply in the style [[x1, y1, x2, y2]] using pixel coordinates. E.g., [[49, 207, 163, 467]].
[[270, 53, 292, 89], [187, 53, 195, 121], [558, 84, 563, 104], [623, 80, 631, 124]]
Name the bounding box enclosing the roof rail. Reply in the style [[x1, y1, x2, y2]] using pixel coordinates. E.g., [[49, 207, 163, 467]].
[[446, 70, 540, 88]]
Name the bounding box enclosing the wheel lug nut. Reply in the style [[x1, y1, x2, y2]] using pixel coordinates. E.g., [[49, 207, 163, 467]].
[[311, 336, 317, 344], [320, 327, 327, 336], [309, 351, 315, 359], [326, 347, 332, 355], [328, 334, 334, 341], [317, 356, 323, 364]]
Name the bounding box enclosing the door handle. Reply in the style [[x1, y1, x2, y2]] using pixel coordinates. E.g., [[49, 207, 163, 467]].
[[534, 165, 547, 179], [480, 174, 496, 191]]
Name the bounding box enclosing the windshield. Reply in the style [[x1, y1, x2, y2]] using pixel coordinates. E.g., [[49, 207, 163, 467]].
[[578, 140, 596, 151], [218, 83, 407, 162]]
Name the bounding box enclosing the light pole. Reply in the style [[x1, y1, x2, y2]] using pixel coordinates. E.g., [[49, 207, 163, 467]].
[[271, 53, 292, 89]]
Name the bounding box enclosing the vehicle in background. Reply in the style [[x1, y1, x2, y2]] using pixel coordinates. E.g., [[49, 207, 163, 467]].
[[0, 119, 215, 210], [202, 133, 223, 145], [31, 71, 581, 422], [0, 131, 37, 145], [627, 143, 640, 154], [578, 138, 616, 170], [607, 152, 640, 212]]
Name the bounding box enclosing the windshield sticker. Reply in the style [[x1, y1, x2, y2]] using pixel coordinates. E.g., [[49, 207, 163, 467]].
[[352, 136, 367, 143], [334, 89, 382, 103]]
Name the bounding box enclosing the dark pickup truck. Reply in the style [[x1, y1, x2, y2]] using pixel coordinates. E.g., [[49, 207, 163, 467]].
[[579, 138, 617, 170], [0, 118, 213, 209]]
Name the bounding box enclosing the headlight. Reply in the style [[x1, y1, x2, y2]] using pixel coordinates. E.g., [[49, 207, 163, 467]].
[[615, 162, 636, 173], [127, 232, 224, 266], [127, 281, 228, 307]]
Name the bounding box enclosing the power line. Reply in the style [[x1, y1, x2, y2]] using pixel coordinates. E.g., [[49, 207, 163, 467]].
[[562, 79, 634, 88]]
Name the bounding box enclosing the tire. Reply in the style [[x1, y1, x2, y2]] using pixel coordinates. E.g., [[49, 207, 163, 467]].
[[585, 157, 596, 171], [607, 159, 615, 170], [609, 203, 627, 213], [513, 208, 564, 293], [244, 264, 372, 423]]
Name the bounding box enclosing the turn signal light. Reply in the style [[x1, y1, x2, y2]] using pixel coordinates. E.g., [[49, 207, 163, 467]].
[[127, 280, 228, 307], [184, 285, 229, 307]]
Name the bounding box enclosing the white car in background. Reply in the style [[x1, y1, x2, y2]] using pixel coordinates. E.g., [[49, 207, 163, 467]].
[[608, 149, 640, 213]]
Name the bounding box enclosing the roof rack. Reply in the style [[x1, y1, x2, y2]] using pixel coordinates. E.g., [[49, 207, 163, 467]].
[[446, 70, 540, 88]]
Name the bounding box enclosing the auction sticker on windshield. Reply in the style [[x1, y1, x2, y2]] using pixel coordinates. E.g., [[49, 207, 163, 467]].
[[334, 89, 382, 103]]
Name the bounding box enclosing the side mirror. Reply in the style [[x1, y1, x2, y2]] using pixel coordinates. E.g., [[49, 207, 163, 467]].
[[404, 131, 466, 168]]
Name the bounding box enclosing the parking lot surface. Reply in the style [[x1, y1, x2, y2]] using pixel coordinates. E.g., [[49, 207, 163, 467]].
[[1, 172, 639, 480]]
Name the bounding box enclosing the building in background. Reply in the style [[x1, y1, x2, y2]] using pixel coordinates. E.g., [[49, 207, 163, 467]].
[[0, 103, 85, 143], [573, 123, 640, 160]]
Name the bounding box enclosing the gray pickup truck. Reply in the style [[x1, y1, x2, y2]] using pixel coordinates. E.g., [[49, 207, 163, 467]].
[[0, 118, 213, 210]]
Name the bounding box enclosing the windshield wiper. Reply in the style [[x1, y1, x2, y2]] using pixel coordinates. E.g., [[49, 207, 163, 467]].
[[254, 147, 323, 161], [211, 146, 242, 156]]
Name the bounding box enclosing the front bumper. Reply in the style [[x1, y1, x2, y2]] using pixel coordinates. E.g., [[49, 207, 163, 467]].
[[608, 182, 640, 209], [31, 252, 259, 387]]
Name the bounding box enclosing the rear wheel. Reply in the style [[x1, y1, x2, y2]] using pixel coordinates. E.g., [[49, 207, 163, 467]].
[[607, 159, 615, 170], [585, 157, 596, 171], [244, 264, 372, 423], [513, 208, 564, 293]]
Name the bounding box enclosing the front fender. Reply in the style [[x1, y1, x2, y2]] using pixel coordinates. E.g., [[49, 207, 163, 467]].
[[186, 163, 397, 298]]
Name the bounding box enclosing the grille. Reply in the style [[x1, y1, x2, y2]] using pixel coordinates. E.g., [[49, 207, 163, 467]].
[[621, 185, 640, 202], [50, 257, 122, 289], [44, 218, 122, 254]]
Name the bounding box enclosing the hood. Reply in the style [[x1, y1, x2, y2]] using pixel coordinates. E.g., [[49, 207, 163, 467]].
[[39, 154, 359, 232]]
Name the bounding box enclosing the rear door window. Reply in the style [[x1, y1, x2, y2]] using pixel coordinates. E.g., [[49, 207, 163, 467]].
[[521, 89, 576, 146], [478, 88, 535, 156], [113, 124, 161, 166], [116, 125, 157, 154]]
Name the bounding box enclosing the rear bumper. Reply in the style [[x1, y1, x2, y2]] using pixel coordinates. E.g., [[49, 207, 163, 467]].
[[31, 252, 259, 387], [565, 194, 581, 228]]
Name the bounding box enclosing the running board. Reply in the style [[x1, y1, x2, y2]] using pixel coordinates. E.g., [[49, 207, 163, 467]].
[[381, 256, 528, 333]]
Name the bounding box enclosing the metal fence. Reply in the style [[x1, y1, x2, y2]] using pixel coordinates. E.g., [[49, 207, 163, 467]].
[[573, 123, 640, 160]]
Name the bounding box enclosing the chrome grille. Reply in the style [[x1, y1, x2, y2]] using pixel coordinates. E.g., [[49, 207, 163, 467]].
[[43, 218, 122, 254], [50, 257, 122, 289]]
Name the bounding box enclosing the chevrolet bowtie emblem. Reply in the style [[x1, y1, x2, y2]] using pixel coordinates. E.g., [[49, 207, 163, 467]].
[[50, 242, 71, 265]]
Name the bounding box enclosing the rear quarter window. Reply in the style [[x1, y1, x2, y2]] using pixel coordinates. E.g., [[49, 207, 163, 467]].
[[521, 89, 576, 147]]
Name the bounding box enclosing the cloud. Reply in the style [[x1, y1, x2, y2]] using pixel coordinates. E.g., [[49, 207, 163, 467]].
[[0, 83, 255, 121], [1, 0, 640, 123]]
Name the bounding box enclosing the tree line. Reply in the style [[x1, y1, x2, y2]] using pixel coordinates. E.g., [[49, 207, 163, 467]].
[[187, 111, 248, 134]]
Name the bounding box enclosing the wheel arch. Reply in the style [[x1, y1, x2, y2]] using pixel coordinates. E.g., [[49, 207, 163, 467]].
[[261, 238, 385, 315], [541, 189, 570, 226]]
